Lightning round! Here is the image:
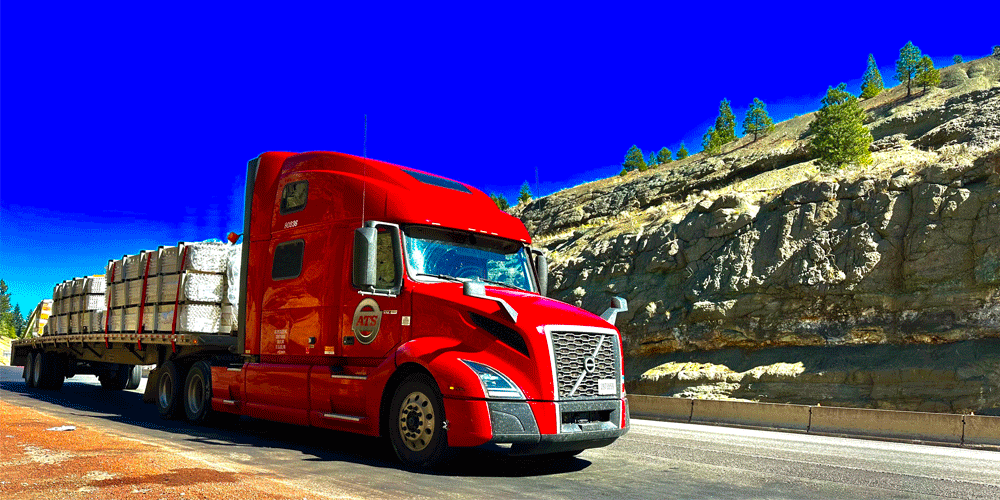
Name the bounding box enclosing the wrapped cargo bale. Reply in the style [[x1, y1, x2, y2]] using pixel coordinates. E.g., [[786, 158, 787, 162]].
[[158, 242, 228, 275], [69, 313, 79, 333], [126, 279, 147, 306], [110, 282, 129, 309], [83, 275, 106, 294], [222, 303, 236, 332], [226, 243, 242, 306], [153, 273, 225, 304], [81, 294, 104, 311], [71, 277, 84, 296], [124, 306, 156, 333], [92, 310, 105, 333], [108, 308, 126, 333], [155, 303, 223, 334], [106, 258, 125, 283], [123, 252, 150, 280]]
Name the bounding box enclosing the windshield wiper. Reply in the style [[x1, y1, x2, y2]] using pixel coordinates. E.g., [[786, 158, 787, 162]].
[[478, 278, 521, 290], [415, 273, 464, 283]]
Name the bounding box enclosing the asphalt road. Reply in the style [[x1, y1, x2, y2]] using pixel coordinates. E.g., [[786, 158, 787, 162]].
[[2, 365, 999, 499]]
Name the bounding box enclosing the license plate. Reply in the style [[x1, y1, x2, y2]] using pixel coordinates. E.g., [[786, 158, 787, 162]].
[[598, 379, 616, 395]]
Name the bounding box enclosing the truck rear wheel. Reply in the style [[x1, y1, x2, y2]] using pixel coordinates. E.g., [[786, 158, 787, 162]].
[[184, 361, 215, 424], [388, 374, 450, 468], [25, 352, 38, 388], [40, 353, 65, 390], [157, 360, 185, 420], [125, 365, 143, 390], [99, 364, 131, 390]]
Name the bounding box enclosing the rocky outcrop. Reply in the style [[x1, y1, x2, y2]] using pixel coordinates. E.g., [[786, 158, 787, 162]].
[[540, 160, 999, 359], [517, 57, 1000, 413]]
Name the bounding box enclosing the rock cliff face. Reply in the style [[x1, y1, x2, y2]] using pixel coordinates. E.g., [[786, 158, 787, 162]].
[[516, 57, 1000, 412]]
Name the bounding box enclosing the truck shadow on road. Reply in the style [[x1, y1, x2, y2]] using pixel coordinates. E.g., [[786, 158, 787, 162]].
[[2, 376, 591, 477]]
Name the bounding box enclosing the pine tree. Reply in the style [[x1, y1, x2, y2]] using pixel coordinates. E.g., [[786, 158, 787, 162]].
[[518, 181, 532, 204], [915, 55, 940, 93], [714, 99, 736, 143], [676, 142, 689, 160], [895, 41, 922, 97], [860, 53, 884, 99], [656, 147, 673, 164], [0, 280, 13, 339], [702, 126, 719, 155], [12, 304, 25, 338], [621, 144, 647, 172], [647, 151, 657, 168], [808, 83, 873, 171], [742, 98, 774, 141], [490, 193, 509, 210], [953, 54, 963, 64], [619, 167, 628, 177]]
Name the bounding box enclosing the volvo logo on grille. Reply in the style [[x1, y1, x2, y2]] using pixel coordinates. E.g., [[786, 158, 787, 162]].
[[584, 356, 597, 373]]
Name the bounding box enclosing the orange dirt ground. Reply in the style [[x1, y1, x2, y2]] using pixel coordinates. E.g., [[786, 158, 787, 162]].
[[0, 400, 318, 499]]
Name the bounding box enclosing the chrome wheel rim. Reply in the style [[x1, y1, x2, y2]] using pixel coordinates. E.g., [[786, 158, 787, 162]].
[[398, 391, 435, 452], [31, 354, 42, 386], [186, 372, 205, 416], [158, 371, 173, 409]]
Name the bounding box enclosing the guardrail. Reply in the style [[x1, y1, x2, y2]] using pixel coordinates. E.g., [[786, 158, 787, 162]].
[[628, 394, 1000, 450]]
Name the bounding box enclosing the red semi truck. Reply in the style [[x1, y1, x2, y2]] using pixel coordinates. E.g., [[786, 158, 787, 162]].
[[12, 151, 630, 467]]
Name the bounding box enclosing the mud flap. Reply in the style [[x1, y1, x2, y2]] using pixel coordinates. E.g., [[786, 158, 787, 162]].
[[142, 367, 162, 404]]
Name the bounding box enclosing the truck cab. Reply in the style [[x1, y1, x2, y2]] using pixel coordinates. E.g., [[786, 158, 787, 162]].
[[209, 151, 630, 466]]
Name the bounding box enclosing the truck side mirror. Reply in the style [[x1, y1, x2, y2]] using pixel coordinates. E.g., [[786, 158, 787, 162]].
[[353, 227, 378, 289], [534, 251, 548, 297]]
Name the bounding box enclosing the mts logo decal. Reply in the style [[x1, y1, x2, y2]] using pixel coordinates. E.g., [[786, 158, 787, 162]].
[[351, 298, 382, 345]]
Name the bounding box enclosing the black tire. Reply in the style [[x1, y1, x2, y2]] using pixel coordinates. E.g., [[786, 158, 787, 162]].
[[156, 360, 185, 420], [25, 352, 38, 389], [99, 364, 130, 390], [184, 361, 215, 424], [388, 373, 450, 468], [44, 354, 65, 391], [125, 365, 143, 390], [36, 352, 63, 390]]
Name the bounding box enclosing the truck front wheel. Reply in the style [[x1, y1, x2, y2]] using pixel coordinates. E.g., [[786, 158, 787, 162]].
[[157, 360, 185, 420], [388, 374, 450, 468]]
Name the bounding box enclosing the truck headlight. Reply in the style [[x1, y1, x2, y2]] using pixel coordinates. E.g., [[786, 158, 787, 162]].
[[461, 360, 525, 400]]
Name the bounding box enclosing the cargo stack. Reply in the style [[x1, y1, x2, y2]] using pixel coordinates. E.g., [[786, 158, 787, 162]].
[[104, 242, 235, 335], [49, 276, 106, 335]]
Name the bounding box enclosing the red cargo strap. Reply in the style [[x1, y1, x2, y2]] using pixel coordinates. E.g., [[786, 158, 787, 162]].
[[136, 251, 152, 334], [104, 262, 116, 334], [170, 246, 189, 336]]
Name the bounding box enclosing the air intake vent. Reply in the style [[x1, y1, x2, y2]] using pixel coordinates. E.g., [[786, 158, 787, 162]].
[[469, 312, 529, 358]]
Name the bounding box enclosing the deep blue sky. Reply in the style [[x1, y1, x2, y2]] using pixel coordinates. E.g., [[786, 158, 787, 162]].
[[2, 3, 997, 314]]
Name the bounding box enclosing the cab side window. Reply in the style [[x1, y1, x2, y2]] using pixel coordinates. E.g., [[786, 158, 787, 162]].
[[376, 230, 398, 289], [272, 240, 304, 280], [280, 180, 308, 215]]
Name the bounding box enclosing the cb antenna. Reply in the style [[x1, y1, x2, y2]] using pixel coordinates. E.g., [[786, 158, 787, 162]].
[[362, 114, 367, 226]]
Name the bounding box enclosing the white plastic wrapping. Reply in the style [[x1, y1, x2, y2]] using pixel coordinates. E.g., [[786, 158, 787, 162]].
[[227, 243, 242, 306], [155, 303, 224, 333], [151, 273, 225, 304], [158, 242, 228, 275], [83, 275, 106, 294]]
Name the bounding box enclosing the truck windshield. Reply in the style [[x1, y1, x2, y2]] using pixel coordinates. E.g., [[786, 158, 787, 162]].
[[402, 225, 536, 293]]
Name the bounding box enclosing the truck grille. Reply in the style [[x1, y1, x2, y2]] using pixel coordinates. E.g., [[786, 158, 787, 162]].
[[551, 330, 620, 400]]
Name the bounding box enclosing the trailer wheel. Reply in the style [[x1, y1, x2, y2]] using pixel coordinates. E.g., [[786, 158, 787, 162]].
[[99, 364, 131, 390], [388, 374, 450, 468], [25, 352, 38, 388], [184, 361, 215, 424], [42, 353, 65, 391], [157, 360, 185, 420], [125, 365, 143, 390]]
